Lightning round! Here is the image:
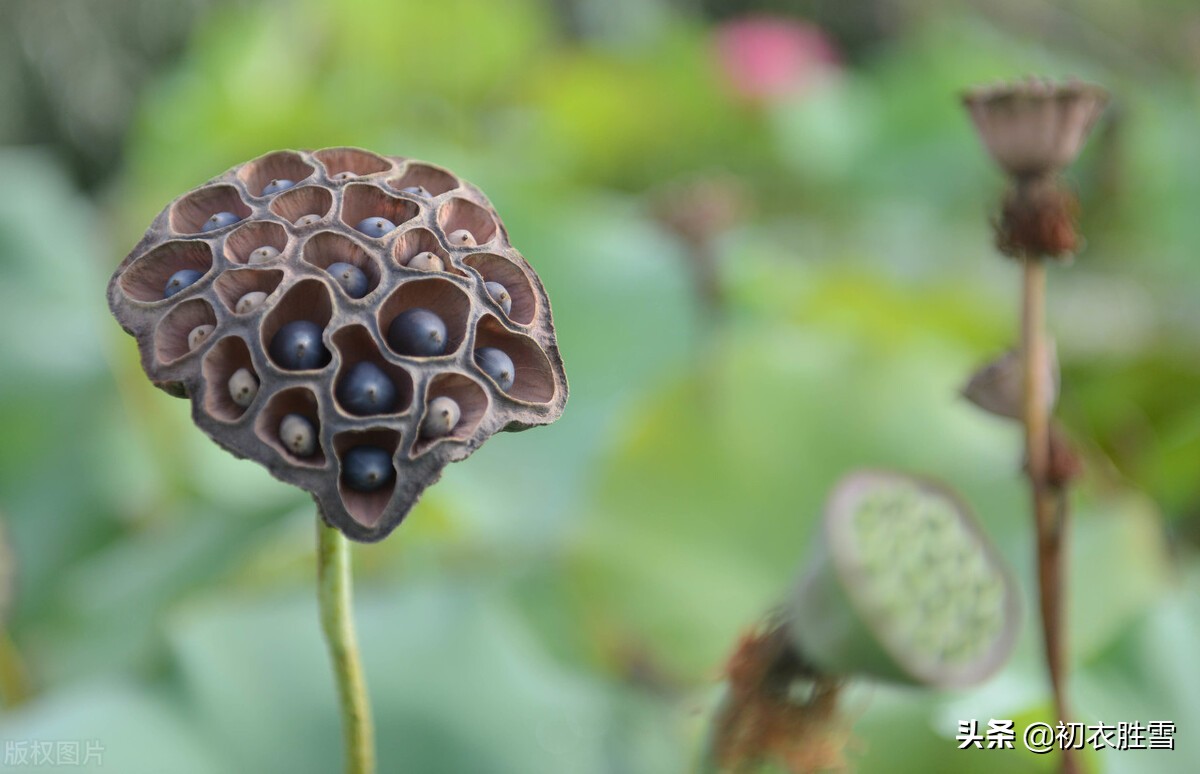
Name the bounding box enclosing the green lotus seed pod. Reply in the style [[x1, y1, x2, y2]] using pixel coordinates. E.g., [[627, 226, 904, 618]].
[[407, 251, 444, 272], [235, 291, 268, 315], [447, 229, 476, 247], [228, 367, 259, 408], [188, 324, 214, 351], [420, 396, 461, 439], [248, 245, 281, 264], [786, 470, 1019, 689], [279, 413, 317, 457]]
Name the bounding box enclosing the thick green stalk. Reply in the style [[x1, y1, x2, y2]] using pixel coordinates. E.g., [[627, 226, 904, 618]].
[[317, 517, 376, 774]]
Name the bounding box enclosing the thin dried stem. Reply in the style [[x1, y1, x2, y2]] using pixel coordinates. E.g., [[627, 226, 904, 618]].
[[1020, 260, 1076, 774], [318, 516, 376, 774]]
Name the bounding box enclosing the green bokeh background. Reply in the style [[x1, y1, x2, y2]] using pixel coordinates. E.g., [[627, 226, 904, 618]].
[[1, 1, 1198, 772]]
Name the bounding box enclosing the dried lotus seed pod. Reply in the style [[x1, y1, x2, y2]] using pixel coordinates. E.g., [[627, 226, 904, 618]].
[[107, 148, 567, 541]]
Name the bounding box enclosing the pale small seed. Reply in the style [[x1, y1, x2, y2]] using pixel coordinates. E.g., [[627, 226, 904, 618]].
[[293, 214, 322, 228], [228, 367, 259, 407], [420, 396, 462, 439], [235, 291, 268, 314], [248, 245, 280, 264], [407, 251, 444, 272], [279, 413, 317, 457], [447, 228, 476, 247], [187, 324, 214, 351]]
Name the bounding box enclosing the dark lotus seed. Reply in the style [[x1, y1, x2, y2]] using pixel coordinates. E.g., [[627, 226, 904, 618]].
[[355, 217, 397, 238], [485, 281, 512, 316], [261, 178, 295, 196], [474, 346, 514, 392], [248, 245, 280, 264], [400, 185, 429, 197], [279, 413, 316, 457], [407, 251, 443, 272], [269, 320, 330, 370], [326, 261, 369, 299], [387, 308, 448, 357], [164, 268, 203, 298], [235, 291, 267, 314], [336, 362, 397, 416], [342, 446, 395, 492], [420, 396, 461, 439], [228, 367, 259, 407], [201, 211, 240, 232], [294, 214, 322, 228], [448, 228, 476, 247]]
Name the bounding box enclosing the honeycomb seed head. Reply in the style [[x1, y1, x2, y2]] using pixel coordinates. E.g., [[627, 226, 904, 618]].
[[107, 148, 567, 541], [962, 78, 1109, 180], [786, 470, 1019, 688]]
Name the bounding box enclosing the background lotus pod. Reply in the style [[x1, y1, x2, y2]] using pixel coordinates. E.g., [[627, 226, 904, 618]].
[[107, 148, 567, 542], [961, 338, 1059, 420], [962, 78, 1109, 180], [785, 470, 1020, 689]]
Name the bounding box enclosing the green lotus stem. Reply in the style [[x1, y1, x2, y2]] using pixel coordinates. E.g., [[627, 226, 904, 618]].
[[317, 516, 376, 774]]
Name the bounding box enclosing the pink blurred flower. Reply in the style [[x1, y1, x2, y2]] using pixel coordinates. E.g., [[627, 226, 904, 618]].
[[714, 15, 840, 103]]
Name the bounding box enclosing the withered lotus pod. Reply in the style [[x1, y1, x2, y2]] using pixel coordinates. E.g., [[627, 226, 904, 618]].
[[962, 78, 1109, 181], [108, 148, 567, 541]]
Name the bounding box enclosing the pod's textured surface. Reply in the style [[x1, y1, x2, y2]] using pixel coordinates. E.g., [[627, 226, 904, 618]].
[[108, 148, 567, 541]]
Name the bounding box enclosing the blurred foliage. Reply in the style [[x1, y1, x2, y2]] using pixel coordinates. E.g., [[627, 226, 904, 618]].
[[1, 0, 1198, 772]]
